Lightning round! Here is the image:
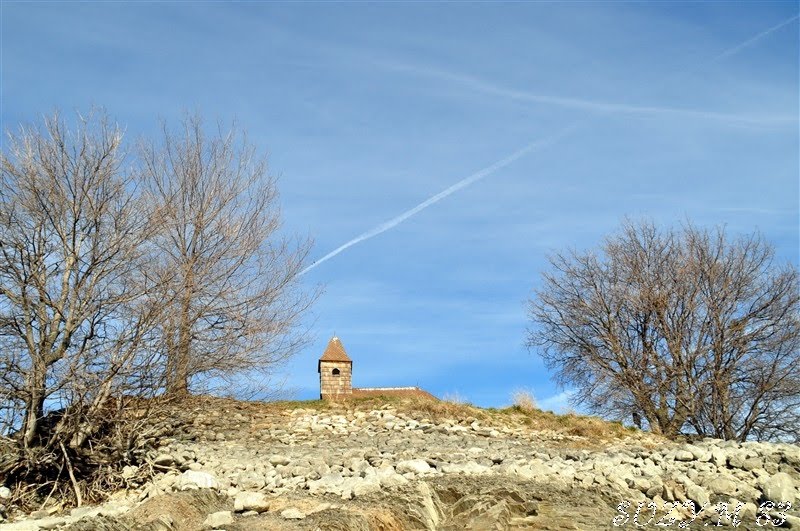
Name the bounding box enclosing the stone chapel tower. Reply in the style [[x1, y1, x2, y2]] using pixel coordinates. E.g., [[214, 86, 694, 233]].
[[318, 336, 353, 399]]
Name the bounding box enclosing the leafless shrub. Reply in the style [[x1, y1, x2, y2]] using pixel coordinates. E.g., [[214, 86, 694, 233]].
[[441, 391, 468, 405], [511, 389, 537, 412]]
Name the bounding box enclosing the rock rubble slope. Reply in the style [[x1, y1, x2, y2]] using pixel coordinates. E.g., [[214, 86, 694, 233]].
[[2, 396, 798, 530]]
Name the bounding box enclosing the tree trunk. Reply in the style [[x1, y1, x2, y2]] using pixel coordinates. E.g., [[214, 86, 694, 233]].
[[167, 270, 194, 396], [632, 411, 643, 429], [22, 363, 46, 448]]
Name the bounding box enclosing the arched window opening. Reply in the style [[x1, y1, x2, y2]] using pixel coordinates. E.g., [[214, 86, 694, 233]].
[[332, 368, 340, 376]]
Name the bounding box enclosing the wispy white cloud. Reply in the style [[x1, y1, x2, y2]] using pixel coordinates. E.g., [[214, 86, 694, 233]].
[[539, 389, 576, 413], [355, 13, 798, 127], [371, 59, 795, 126], [713, 206, 798, 215], [268, 10, 796, 129], [301, 13, 797, 274]]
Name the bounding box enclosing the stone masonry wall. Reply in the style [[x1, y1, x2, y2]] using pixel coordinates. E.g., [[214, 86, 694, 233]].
[[319, 361, 352, 399]]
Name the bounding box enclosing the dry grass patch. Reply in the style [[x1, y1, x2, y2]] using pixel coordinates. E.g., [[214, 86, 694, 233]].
[[493, 405, 637, 441], [401, 396, 490, 422], [168, 394, 645, 444], [270, 393, 495, 424]]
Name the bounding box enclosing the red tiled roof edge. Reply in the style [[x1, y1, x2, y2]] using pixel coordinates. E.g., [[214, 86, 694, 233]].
[[319, 336, 352, 363]]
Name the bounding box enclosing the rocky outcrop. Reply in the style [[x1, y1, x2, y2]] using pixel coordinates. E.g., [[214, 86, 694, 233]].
[[2, 400, 798, 530]]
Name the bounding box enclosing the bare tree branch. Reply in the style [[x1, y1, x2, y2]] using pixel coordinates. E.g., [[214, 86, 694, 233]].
[[139, 114, 318, 396], [527, 219, 800, 441]]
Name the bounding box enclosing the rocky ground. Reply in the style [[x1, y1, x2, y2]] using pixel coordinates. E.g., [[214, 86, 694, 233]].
[[1, 396, 798, 530]]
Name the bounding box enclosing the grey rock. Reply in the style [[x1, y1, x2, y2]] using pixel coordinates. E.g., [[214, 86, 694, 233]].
[[742, 457, 763, 471], [761, 472, 796, 503], [38, 519, 67, 530], [684, 445, 705, 460], [674, 450, 694, 462], [234, 471, 265, 490], [153, 454, 175, 467], [784, 514, 800, 529], [25, 401, 800, 531], [177, 470, 220, 490], [376, 468, 408, 488], [626, 476, 652, 493], [710, 447, 727, 467], [439, 461, 490, 475], [70, 506, 102, 519], [121, 465, 139, 479], [728, 453, 747, 469], [686, 483, 710, 507], [396, 459, 432, 475], [203, 511, 234, 528], [0, 521, 45, 530], [646, 485, 663, 498], [234, 491, 270, 513], [307, 472, 345, 495], [98, 502, 131, 518], [350, 476, 381, 497], [704, 475, 738, 497], [291, 465, 312, 478], [737, 483, 763, 504], [146, 514, 175, 531], [281, 507, 305, 520]]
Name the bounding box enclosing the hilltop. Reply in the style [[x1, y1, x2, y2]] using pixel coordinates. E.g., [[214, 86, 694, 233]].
[[1, 395, 798, 530]]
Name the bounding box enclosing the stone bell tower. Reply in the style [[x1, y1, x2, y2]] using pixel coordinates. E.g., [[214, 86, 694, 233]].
[[318, 336, 352, 399]]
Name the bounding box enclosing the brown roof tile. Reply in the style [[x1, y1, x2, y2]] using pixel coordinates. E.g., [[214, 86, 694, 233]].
[[319, 336, 352, 363]]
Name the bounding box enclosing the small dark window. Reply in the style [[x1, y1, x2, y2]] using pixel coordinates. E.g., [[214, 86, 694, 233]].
[[332, 368, 340, 376]]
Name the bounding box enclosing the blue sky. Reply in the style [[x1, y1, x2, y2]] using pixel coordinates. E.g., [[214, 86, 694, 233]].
[[2, 2, 798, 412]]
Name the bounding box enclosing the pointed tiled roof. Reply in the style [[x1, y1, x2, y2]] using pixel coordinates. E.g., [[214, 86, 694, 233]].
[[319, 336, 352, 363]]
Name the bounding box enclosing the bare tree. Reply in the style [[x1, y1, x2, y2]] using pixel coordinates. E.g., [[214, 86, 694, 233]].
[[527, 220, 799, 441], [0, 110, 170, 508], [0, 110, 316, 508], [140, 115, 316, 396]]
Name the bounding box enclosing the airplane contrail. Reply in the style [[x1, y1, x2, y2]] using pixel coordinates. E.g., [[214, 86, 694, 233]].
[[302, 14, 797, 276], [711, 13, 799, 63], [300, 124, 581, 276]]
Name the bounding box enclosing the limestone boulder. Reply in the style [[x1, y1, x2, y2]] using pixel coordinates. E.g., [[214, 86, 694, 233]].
[[703, 475, 739, 497], [176, 470, 220, 490], [761, 473, 797, 503], [203, 511, 234, 528], [396, 459, 432, 475], [234, 491, 270, 513], [281, 507, 305, 520]]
